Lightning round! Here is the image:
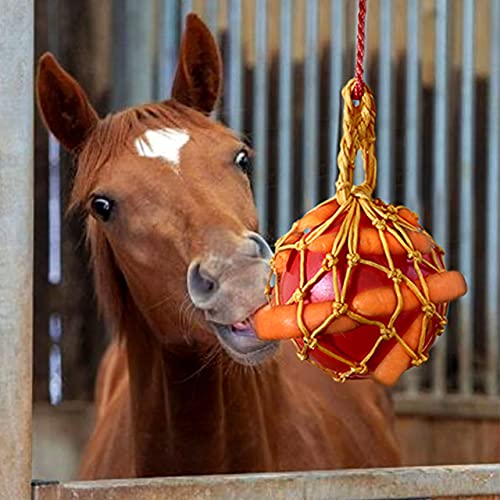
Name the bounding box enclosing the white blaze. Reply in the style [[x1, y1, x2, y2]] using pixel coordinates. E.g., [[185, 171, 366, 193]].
[[135, 128, 190, 169]]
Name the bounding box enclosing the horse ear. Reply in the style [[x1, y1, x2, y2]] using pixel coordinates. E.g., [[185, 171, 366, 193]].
[[36, 52, 99, 152], [170, 14, 222, 115]]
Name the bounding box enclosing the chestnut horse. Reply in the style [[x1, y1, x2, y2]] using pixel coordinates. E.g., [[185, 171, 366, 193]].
[[36, 14, 401, 479]]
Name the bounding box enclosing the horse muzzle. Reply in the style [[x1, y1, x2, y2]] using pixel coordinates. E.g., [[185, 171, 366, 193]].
[[187, 231, 279, 365]]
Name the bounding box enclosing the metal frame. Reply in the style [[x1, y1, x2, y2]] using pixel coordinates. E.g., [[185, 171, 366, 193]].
[[0, 1, 33, 499], [0, 1, 498, 498]]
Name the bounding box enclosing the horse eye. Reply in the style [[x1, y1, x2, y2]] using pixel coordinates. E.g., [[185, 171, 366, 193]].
[[90, 196, 114, 222], [234, 149, 252, 174]]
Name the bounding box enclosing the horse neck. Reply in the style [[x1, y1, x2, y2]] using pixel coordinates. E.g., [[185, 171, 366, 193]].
[[121, 298, 286, 476]]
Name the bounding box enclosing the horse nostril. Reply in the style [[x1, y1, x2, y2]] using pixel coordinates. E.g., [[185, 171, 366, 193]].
[[188, 262, 219, 303], [247, 232, 273, 260]]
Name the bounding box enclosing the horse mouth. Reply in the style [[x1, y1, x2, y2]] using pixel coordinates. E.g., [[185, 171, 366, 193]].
[[211, 317, 279, 366]]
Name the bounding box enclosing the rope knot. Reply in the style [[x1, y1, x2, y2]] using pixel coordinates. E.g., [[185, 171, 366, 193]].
[[351, 184, 374, 200], [411, 354, 429, 367], [332, 302, 348, 316], [296, 239, 308, 252], [407, 250, 423, 262], [422, 303, 437, 318], [304, 337, 318, 350], [357, 364, 369, 375], [374, 219, 387, 231], [291, 288, 305, 303], [347, 253, 360, 267], [380, 327, 395, 340], [387, 269, 403, 284], [322, 254, 338, 271]]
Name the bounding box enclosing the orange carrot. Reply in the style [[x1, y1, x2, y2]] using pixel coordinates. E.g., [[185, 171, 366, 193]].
[[352, 270, 467, 318], [273, 249, 292, 274], [397, 207, 420, 226], [308, 227, 432, 255], [296, 200, 340, 232], [372, 313, 424, 386], [253, 302, 358, 340]]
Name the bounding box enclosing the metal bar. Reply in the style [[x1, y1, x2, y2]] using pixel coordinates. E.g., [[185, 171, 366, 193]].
[[32, 465, 500, 500], [118, 0, 155, 106], [401, 0, 422, 395], [277, 0, 294, 236], [404, 0, 422, 217], [376, 0, 393, 202], [253, 0, 269, 235], [302, 0, 319, 212], [205, 0, 221, 120], [48, 136, 61, 285], [180, 0, 193, 31], [157, 0, 180, 100], [486, 0, 500, 396], [227, 0, 243, 132], [431, 0, 450, 397], [205, 0, 218, 34], [457, 0, 476, 397], [329, 0, 345, 197], [0, 1, 33, 498]]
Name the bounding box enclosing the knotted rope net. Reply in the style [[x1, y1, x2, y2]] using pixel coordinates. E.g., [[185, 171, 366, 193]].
[[265, 79, 452, 384]]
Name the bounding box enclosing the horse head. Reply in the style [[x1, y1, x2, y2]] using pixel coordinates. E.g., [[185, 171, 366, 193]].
[[36, 14, 278, 366]]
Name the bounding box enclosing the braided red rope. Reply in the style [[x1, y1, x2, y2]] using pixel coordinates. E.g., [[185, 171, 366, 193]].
[[352, 0, 367, 100]]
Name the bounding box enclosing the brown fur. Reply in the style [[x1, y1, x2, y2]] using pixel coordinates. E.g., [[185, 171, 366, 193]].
[[36, 14, 401, 479]]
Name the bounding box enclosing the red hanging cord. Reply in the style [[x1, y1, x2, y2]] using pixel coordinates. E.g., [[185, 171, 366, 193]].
[[352, 0, 367, 100]]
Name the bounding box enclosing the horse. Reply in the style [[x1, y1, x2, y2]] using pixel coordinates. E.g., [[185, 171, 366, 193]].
[[36, 14, 401, 479]]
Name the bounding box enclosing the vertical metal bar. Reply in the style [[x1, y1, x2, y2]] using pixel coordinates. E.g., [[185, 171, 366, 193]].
[[253, 0, 269, 234], [0, 1, 33, 498], [205, 0, 219, 34], [303, 0, 319, 212], [329, 0, 345, 197], [432, 0, 450, 397], [353, 0, 368, 186], [404, 0, 422, 216], [48, 313, 63, 405], [376, 0, 393, 202], [180, 0, 193, 30], [48, 136, 61, 285], [157, 0, 180, 100], [227, 0, 243, 131], [277, 0, 294, 235], [486, 0, 500, 396], [120, 0, 154, 105], [205, 0, 220, 120], [402, 0, 422, 394], [457, 0, 475, 397]]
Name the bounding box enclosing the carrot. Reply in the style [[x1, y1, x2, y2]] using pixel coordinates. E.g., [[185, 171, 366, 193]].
[[352, 270, 467, 318], [296, 200, 340, 232], [397, 207, 420, 226], [253, 302, 358, 340], [273, 249, 292, 274], [308, 227, 432, 255], [372, 313, 424, 386]]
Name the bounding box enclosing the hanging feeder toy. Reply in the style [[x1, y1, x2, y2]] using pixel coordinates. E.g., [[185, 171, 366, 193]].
[[252, 2, 467, 385]]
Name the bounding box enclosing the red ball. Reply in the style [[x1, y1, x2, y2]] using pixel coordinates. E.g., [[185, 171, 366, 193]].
[[274, 200, 448, 382]]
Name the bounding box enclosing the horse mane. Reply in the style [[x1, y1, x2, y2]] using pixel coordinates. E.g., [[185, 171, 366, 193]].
[[69, 100, 211, 335]]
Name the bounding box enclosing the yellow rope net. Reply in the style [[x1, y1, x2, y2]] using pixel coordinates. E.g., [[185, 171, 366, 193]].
[[265, 79, 452, 384]]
